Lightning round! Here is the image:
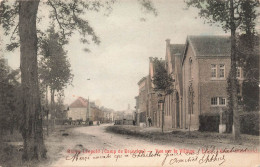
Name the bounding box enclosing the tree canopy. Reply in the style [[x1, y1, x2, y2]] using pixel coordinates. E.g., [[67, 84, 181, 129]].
[[0, 57, 21, 135], [152, 58, 174, 95], [0, 0, 157, 161], [185, 0, 259, 34], [38, 26, 73, 93]]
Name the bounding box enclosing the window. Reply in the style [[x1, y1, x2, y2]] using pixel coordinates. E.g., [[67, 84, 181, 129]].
[[219, 64, 225, 78], [211, 97, 218, 105], [211, 97, 226, 106], [219, 97, 226, 105], [211, 64, 217, 78], [189, 58, 192, 80]]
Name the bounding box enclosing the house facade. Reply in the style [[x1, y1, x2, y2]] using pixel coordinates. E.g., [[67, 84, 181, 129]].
[[68, 97, 88, 121], [137, 77, 148, 123], [182, 36, 233, 130], [91, 105, 104, 122], [68, 97, 105, 123]]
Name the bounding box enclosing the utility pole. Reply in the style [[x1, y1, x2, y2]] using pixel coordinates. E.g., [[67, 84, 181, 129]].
[[87, 96, 90, 125], [86, 78, 91, 125]]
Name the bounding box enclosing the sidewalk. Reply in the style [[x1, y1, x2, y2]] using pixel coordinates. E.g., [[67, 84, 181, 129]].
[[106, 125, 259, 147]]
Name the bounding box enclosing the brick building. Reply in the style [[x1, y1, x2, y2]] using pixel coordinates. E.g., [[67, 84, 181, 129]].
[[181, 35, 243, 130], [68, 97, 105, 123], [147, 57, 159, 127], [137, 77, 148, 123], [68, 97, 88, 121], [164, 40, 185, 129], [137, 35, 245, 130]]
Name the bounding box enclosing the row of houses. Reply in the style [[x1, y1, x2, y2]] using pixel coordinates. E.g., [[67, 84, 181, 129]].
[[135, 35, 246, 131], [64, 96, 135, 125], [67, 97, 114, 124]]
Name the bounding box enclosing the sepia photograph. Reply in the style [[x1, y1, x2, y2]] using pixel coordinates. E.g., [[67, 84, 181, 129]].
[[0, 0, 260, 166]]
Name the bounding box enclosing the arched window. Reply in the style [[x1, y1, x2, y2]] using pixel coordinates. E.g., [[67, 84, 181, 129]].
[[189, 57, 192, 81]]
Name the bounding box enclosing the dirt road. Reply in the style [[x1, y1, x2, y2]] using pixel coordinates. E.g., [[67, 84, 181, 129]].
[[45, 124, 259, 167]]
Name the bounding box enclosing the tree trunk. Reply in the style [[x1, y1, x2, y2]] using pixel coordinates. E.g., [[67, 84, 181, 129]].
[[162, 96, 166, 133], [45, 85, 49, 136], [10, 116, 14, 135], [229, 0, 240, 140], [50, 88, 55, 130], [19, 0, 47, 160]]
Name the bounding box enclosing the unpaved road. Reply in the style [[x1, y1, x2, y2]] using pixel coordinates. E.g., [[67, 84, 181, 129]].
[[45, 124, 259, 167]]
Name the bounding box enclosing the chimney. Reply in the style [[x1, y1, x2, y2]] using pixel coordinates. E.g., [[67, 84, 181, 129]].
[[166, 39, 171, 46]]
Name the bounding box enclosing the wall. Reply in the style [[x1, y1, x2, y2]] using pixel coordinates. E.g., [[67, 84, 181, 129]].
[[138, 78, 148, 123], [148, 58, 159, 127], [198, 58, 230, 115], [68, 108, 87, 121], [183, 44, 199, 130], [163, 43, 174, 130]]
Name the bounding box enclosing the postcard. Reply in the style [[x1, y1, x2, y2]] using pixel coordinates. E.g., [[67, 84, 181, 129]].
[[0, 0, 259, 166]]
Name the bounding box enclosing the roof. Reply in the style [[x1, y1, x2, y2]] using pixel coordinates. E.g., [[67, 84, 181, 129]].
[[137, 76, 147, 85], [69, 97, 88, 108], [170, 44, 185, 64], [188, 35, 231, 57], [170, 44, 185, 56]]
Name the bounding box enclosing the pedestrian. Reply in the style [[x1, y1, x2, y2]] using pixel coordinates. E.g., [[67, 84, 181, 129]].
[[148, 117, 152, 127]]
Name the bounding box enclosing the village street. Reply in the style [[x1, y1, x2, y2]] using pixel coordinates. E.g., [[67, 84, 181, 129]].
[[42, 125, 259, 167], [45, 124, 184, 167]]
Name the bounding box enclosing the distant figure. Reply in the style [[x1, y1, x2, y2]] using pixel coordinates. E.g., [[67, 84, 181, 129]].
[[148, 117, 152, 127]]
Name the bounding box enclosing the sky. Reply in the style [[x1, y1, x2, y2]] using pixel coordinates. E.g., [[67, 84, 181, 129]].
[[2, 0, 252, 111]]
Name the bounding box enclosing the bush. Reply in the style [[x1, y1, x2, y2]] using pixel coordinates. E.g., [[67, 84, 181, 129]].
[[240, 112, 259, 135], [199, 113, 220, 132]]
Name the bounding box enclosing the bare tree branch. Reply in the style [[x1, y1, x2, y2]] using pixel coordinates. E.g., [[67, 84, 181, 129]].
[[47, 0, 65, 38], [10, 23, 19, 42]]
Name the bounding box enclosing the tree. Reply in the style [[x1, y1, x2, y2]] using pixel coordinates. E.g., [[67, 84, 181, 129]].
[[39, 26, 73, 126], [38, 26, 73, 133], [0, 57, 21, 136], [0, 0, 157, 161], [185, 0, 259, 140], [237, 34, 259, 111], [54, 94, 66, 119], [152, 58, 175, 132]]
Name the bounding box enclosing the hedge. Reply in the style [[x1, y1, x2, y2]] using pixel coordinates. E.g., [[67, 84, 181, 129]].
[[240, 112, 259, 135], [199, 113, 220, 132], [199, 111, 259, 135]]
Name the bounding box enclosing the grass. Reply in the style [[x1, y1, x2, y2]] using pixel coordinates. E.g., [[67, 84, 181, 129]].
[[0, 130, 27, 167], [0, 125, 76, 167], [106, 125, 259, 146], [1, 130, 23, 142]]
